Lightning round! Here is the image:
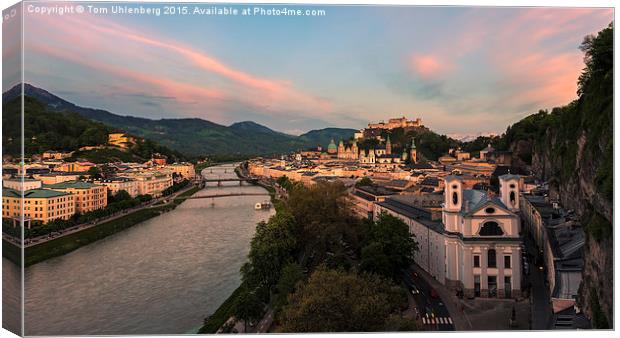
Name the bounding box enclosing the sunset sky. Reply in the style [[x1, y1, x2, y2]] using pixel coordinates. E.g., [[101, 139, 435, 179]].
[[3, 3, 614, 135]]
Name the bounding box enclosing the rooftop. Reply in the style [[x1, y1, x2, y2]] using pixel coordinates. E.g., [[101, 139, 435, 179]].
[[3, 187, 72, 198], [377, 195, 443, 232], [43, 180, 99, 189]]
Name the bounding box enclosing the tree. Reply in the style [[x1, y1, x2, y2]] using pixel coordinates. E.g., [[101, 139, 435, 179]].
[[276, 176, 294, 192], [241, 211, 299, 292], [275, 262, 304, 308], [355, 177, 373, 188], [110, 190, 131, 203], [284, 182, 364, 268], [359, 212, 419, 280], [278, 267, 408, 332], [233, 289, 264, 332]]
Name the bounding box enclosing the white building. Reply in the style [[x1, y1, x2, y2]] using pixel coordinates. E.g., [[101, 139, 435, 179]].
[[375, 174, 523, 299], [3, 177, 42, 191], [100, 177, 140, 198]]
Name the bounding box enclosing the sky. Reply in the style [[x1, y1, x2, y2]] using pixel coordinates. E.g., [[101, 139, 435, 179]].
[[2, 2, 614, 136]]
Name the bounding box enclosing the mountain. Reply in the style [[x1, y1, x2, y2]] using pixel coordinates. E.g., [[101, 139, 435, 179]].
[[229, 121, 288, 136], [3, 84, 356, 156], [298, 128, 357, 148], [499, 24, 612, 327], [1, 95, 186, 163]]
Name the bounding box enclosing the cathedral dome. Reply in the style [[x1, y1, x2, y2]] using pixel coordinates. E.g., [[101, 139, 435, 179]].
[[327, 139, 338, 154]]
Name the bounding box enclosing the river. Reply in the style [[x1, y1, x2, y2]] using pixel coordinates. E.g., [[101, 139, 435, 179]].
[[2, 163, 274, 335]]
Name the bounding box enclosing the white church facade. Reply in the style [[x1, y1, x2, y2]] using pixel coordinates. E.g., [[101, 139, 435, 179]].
[[374, 174, 523, 299]]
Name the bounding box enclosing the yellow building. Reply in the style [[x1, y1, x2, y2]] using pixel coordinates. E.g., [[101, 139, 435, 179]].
[[42, 150, 73, 160], [43, 181, 107, 213], [108, 133, 135, 149], [55, 161, 96, 173], [3, 177, 42, 190], [2, 188, 75, 226], [164, 163, 196, 180], [34, 172, 82, 185], [124, 172, 173, 197]]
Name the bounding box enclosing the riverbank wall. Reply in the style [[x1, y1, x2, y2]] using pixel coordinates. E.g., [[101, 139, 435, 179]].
[[3, 185, 202, 267]]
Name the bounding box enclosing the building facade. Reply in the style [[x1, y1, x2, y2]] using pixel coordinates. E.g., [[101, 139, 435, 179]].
[[43, 181, 108, 213], [3, 188, 75, 225], [100, 177, 140, 198], [375, 174, 523, 299]]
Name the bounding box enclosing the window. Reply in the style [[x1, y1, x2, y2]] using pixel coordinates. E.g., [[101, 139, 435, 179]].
[[510, 191, 516, 204], [485, 207, 495, 214], [473, 255, 480, 268], [504, 256, 511, 269], [479, 221, 504, 236], [452, 192, 458, 205], [488, 249, 497, 268]]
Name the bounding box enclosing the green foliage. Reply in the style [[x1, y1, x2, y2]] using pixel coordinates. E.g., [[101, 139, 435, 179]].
[[359, 212, 419, 281], [275, 262, 305, 308], [241, 211, 299, 290], [162, 179, 190, 197], [285, 182, 364, 268], [278, 266, 410, 332], [2, 95, 187, 161], [490, 23, 613, 203], [276, 176, 295, 192], [2, 96, 112, 156], [233, 288, 265, 332], [355, 177, 374, 188]]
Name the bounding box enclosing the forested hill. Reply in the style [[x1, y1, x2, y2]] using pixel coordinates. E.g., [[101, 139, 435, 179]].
[[2, 84, 356, 156], [2, 96, 187, 163], [499, 23, 613, 327]]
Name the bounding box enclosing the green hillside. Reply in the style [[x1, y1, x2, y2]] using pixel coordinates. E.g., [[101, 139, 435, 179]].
[[2, 96, 186, 163]]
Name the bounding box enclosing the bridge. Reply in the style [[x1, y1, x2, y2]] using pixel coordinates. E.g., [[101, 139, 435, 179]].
[[174, 192, 269, 200], [201, 177, 258, 186]]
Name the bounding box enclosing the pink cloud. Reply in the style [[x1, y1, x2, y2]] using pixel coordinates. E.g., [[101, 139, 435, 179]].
[[410, 54, 452, 80], [23, 9, 333, 121], [405, 7, 612, 119]]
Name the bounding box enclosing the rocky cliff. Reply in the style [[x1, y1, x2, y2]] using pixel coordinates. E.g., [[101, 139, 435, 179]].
[[505, 23, 613, 328]]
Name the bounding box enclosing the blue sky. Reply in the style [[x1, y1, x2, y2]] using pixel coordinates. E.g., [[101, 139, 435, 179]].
[[4, 2, 613, 135]]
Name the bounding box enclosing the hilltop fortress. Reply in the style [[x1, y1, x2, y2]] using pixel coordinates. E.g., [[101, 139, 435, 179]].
[[355, 116, 423, 139]]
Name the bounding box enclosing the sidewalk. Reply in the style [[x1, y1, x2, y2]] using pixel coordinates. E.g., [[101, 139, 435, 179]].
[[413, 264, 472, 330]]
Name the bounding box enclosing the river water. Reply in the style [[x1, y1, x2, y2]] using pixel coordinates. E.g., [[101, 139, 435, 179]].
[[2, 163, 274, 335]]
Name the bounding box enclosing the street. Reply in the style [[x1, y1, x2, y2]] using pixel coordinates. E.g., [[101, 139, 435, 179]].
[[402, 267, 455, 331]]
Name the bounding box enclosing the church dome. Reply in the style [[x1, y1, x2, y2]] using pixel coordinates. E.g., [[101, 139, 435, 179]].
[[327, 139, 338, 153]]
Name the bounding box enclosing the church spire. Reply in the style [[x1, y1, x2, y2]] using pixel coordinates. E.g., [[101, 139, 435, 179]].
[[410, 137, 417, 164]]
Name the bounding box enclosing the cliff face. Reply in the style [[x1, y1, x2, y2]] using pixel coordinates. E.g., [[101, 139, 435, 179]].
[[506, 23, 613, 328], [518, 127, 613, 328]]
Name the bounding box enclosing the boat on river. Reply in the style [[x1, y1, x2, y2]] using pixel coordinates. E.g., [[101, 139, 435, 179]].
[[254, 201, 271, 210]]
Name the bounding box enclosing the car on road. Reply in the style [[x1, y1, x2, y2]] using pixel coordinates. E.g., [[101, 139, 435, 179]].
[[430, 288, 439, 299], [410, 285, 420, 295]]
